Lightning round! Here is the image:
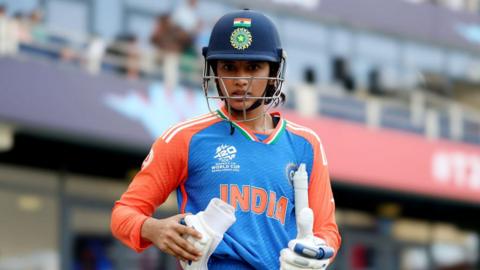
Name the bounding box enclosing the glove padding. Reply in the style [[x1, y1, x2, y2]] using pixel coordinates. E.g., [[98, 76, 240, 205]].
[[279, 208, 334, 270], [180, 198, 236, 270], [280, 248, 330, 270]]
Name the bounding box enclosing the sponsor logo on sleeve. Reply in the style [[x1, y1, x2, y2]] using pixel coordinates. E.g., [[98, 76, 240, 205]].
[[141, 149, 154, 169]]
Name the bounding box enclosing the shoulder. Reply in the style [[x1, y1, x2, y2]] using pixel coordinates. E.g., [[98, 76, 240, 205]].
[[285, 120, 328, 165], [285, 120, 321, 145], [158, 112, 221, 144]]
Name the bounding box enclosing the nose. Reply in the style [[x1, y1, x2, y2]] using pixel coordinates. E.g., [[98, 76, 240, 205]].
[[233, 70, 250, 88]]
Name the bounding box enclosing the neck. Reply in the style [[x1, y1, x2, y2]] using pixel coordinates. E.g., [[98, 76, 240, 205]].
[[228, 106, 274, 133]]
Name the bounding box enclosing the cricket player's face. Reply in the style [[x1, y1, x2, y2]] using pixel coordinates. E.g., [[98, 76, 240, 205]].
[[216, 60, 270, 111]]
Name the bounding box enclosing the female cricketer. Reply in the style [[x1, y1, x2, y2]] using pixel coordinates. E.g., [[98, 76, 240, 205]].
[[111, 9, 341, 270]]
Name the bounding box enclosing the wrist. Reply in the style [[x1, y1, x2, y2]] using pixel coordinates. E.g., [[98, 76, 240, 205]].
[[141, 217, 157, 241]]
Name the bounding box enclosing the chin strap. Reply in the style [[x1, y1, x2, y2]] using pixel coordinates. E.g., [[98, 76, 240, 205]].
[[229, 122, 235, 135]]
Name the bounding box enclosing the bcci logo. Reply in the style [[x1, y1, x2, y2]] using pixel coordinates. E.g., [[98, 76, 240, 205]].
[[212, 144, 240, 173], [285, 162, 298, 186], [230, 28, 252, 50]]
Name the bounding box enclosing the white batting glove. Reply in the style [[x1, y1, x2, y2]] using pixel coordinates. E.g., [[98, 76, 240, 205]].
[[280, 248, 329, 270], [279, 208, 334, 270]]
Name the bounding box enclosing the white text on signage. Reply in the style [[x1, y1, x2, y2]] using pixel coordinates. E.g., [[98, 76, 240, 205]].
[[432, 151, 480, 190]]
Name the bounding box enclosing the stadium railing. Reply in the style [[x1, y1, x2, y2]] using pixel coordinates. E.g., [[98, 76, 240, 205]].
[[5, 25, 480, 146]]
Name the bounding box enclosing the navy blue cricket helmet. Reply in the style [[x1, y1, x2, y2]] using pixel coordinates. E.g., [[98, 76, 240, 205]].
[[203, 9, 284, 62], [202, 9, 287, 118]]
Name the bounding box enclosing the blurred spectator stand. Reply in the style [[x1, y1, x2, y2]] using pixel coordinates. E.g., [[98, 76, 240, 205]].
[[150, 13, 193, 91], [0, 5, 18, 56]]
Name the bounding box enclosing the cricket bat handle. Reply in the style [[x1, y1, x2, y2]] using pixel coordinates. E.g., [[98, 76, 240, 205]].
[[293, 163, 311, 238]]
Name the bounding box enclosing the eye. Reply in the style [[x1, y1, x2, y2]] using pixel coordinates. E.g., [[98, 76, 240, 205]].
[[222, 63, 235, 71], [247, 63, 262, 71]]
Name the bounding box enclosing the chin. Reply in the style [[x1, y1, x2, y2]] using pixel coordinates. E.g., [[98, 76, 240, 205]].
[[228, 101, 254, 111]]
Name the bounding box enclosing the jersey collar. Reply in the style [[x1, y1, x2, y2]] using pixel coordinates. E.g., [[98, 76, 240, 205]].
[[216, 107, 286, 144]]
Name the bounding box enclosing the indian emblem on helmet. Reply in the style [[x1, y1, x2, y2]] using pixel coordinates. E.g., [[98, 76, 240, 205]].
[[230, 28, 252, 50]]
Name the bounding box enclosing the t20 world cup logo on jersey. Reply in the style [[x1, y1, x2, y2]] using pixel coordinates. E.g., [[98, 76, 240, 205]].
[[212, 144, 240, 173], [214, 144, 237, 162]]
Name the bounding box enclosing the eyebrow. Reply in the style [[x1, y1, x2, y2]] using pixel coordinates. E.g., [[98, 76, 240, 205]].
[[246, 61, 264, 65], [218, 60, 234, 64], [218, 61, 265, 65]]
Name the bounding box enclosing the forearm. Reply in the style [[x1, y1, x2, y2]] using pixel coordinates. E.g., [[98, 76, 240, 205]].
[[111, 203, 152, 252]]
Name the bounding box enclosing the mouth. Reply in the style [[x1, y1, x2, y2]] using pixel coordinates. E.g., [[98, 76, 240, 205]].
[[230, 91, 251, 98]]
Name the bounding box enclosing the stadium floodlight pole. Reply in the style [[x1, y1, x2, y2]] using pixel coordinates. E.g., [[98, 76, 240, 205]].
[[291, 164, 334, 260]]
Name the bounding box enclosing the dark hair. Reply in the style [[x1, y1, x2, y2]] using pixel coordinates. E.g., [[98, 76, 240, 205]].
[[265, 62, 285, 107]]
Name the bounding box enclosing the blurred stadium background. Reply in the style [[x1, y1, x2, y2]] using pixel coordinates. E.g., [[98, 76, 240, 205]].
[[0, 0, 480, 269]]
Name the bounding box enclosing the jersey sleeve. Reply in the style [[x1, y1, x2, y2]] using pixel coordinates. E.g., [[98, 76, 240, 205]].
[[110, 134, 189, 252], [308, 136, 342, 257]]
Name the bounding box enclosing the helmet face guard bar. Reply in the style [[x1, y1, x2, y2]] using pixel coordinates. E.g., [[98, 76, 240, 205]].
[[202, 54, 287, 122]]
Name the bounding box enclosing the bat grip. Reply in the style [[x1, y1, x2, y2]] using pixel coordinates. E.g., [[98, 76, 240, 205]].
[[293, 243, 335, 260]]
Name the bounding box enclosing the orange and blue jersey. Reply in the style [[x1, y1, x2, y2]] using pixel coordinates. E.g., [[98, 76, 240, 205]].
[[111, 107, 341, 269]]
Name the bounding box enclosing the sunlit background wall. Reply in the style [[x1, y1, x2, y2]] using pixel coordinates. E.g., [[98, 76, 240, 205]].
[[0, 0, 479, 269]]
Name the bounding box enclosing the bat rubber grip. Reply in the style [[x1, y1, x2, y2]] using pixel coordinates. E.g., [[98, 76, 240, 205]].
[[293, 243, 335, 260]]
